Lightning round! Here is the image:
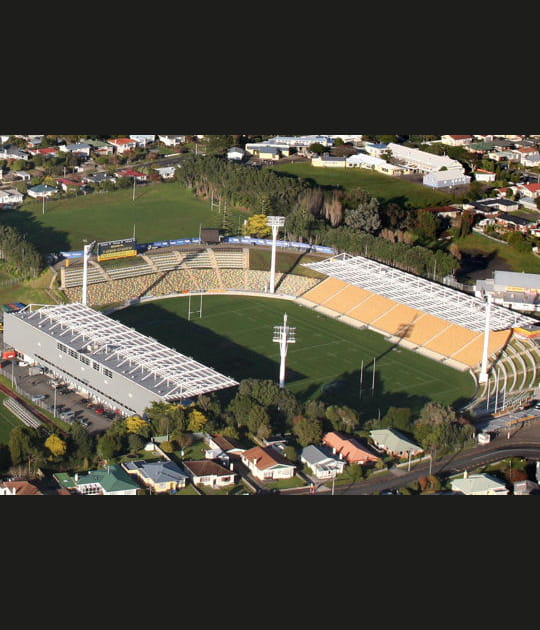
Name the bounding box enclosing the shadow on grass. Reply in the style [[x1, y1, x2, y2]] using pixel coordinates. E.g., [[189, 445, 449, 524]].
[[110, 301, 307, 385], [0, 208, 71, 255]]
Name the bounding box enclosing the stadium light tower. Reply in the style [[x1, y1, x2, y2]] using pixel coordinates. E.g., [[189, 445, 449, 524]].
[[81, 240, 96, 306], [267, 215, 285, 294], [273, 312, 296, 389], [478, 293, 492, 384]]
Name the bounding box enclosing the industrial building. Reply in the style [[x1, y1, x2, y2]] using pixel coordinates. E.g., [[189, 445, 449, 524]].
[[476, 271, 540, 312], [3, 303, 238, 417]]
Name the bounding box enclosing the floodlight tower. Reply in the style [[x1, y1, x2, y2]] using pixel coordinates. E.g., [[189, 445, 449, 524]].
[[273, 312, 296, 389], [266, 215, 285, 294], [81, 240, 96, 306], [478, 293, 493, 384]]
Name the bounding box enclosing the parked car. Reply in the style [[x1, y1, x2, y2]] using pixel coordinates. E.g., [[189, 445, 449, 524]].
[[31, 394, 47, 402], [59, 410, 75, 421], [95, 406, 104, 415]]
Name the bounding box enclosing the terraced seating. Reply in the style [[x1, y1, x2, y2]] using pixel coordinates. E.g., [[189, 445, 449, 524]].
[[275, 274, 320, 296], [302, 277, 349, 305], [424, 325, 479, 358], [369, 303, 422, 338], [324, 285, 373, 314], [347, 294, 397, 325], [146, 251, 184, 271], [451, 329, 511, 368], [182, 250, 212, 268], [221, 269, 247, 289], [213, 249, 245, 268]]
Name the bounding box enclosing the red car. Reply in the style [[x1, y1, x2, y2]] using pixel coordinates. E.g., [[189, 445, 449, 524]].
[[95, 406, 104, 415]]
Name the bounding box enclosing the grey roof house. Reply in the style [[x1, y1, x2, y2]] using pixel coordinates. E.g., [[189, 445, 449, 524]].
[[122, 460, 189, 493], [300, 444, 346, 479]]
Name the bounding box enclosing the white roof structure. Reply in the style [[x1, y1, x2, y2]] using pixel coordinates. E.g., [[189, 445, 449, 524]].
[[451, 473, 509, 495], [303, 253, 538, 331], [387, 142, 464, 173], [346, 152, 408, 171], [17, 303, 238, 400], [369, 429, 423, 455]]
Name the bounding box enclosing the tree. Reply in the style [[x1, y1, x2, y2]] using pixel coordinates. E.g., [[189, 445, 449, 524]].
[[292, 416, 323, 447], [125, 415, 150, 435], [415, 210, 439, 241], [97, 432, 124, 460], [246, 404, 270, 435], [175, 432, 193, 451], [344, 197, 381, 234], [8, 426, 39, 466], [508, 231, 531, 253], [127, 433, 145, 455], [242, 214, 272, 238], [69, 422, 94, 464], [459, 210, 475, 237], [44, 434, 67, 458], [187, 409, 208, 432], [308, 142, 326, 155], [348, 463, 364, 482], [380, 407, 412, 432]]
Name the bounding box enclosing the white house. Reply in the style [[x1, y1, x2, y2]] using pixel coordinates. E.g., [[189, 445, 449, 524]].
[[59, 143, 91, 157], [153, 166, 176, 179], [346, 152, 409, 175], [108, 138, 137, 154], [474, 169, 496, 183], [451, 472, 509, 495], [388, 142, 464, 173], [241, 445, 296, 481], [129, 134, 156, 147], [369, 429, 423, 459], [158, 135, 185, 147], [227, 147, 247, 161], [54, 467, 139, 495], [27, 184, 58, 198], [300, 444, 346, 479], [363, 142, 388, 158], [440, 134, 473, 146], [181, 460, 236, 488], [517, 183, 540, 199], [311, 155, 347, 168], [12, 171, 31, 181], [0, 188, 24, 205], [423, 169, 471, 189], [516, 147, 540, 167]]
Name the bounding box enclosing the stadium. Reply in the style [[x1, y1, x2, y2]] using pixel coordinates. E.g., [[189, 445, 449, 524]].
[[4, 234, 540, 422]]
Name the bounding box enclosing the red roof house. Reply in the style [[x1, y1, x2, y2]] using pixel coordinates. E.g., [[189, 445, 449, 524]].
[[322, 432, 380, 465]]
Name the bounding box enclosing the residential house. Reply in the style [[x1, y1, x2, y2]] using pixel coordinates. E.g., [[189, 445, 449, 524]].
[[516, 146, 540, 167], [204, 434, 245, 466], [495, 212, 536, 233], [450, 472, 509, 495], [87, 139, 115, 156], [465, 141, 495, 154], [369, 428, 424, 459], [517, 183, 540, 199], [322, 431, 380, 465], [513, 479, 540, 495], [440, 134, 473, 146], [27, 147, 59, 158], [474, 198, 520, 214], [108, 138, 137, 154], [11, 171, 31, 181], [244, 143, 283, 160], [56, 177, 83, 192], [27, 184, 58, 198], [122, 459, 189, 493], [53, 466, 139, 495], [363, 142, 388, 158], [474, 168, 496, 183], [129, 134, 156, 147], [487, 150, 520, 163], [82, 171, 116, 186], [59, 143, 91, 157], [423, 169, 471, 189], [227, 147, 247, 161], [0, 188, 24, 205], [241, 445, 296, 481], [346, 152, 409, 175], [0, 146, 29, 161], [0, 480, 43, 495], [300, 444, 346, 479], [182, 460, 236, 488], [153, 166, 176, 179], [158, 135, 185, 147], [115, 168, 148, 182], [419, 205, 462, 219]]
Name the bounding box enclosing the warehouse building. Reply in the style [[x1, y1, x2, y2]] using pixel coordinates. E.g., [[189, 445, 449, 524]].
[[3, 303, 238, 417]]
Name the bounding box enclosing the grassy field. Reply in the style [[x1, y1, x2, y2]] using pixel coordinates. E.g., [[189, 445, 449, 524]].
[[455, 232, 540, 278], [0, 393, 23, 444], [270, 163, 453, 209], [248, 248, 327, 278], [0, 267, 59, 308], [112, 295, 475, 421], [0, 183, 247, 255]]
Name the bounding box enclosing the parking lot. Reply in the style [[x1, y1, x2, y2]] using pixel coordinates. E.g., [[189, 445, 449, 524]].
[[1, 332, 117, 434]]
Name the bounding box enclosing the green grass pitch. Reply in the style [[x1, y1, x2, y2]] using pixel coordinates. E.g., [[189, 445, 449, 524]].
[[112, 295, 476, 421]]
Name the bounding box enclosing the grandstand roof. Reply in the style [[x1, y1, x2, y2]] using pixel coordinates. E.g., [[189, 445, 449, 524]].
[[13, 303, 238, 400], [303, 253, 537, 332]]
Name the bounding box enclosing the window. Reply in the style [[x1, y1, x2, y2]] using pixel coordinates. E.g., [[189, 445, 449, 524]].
[[68, 349, 78, 359], [93, 362, 100, 371], [80, 355, 90, 366], [103, 368, 113, 379], [57, 343, 67, 353]]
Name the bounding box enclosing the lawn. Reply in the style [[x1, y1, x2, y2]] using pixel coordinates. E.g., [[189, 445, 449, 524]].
[[170, 438, 207, 463], [455, 232, 540, 278], [112, 295, 476, 421], [0, 182, 248, 255], [270, 163, 453, 209], [200, 482, 252, 495], [262, 475, 307, 490], [0, 393, 23, 444], [248, 249, 327, 279]]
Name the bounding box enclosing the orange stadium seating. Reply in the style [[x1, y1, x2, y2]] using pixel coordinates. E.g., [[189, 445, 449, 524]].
[[302, 278, 349, 305], [324, 285, 374, 314], [424, 325, 479, 357], [347, 294, 397, 325]]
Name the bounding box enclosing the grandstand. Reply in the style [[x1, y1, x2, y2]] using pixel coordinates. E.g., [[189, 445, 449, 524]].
[[301, 253, 538, 373]]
